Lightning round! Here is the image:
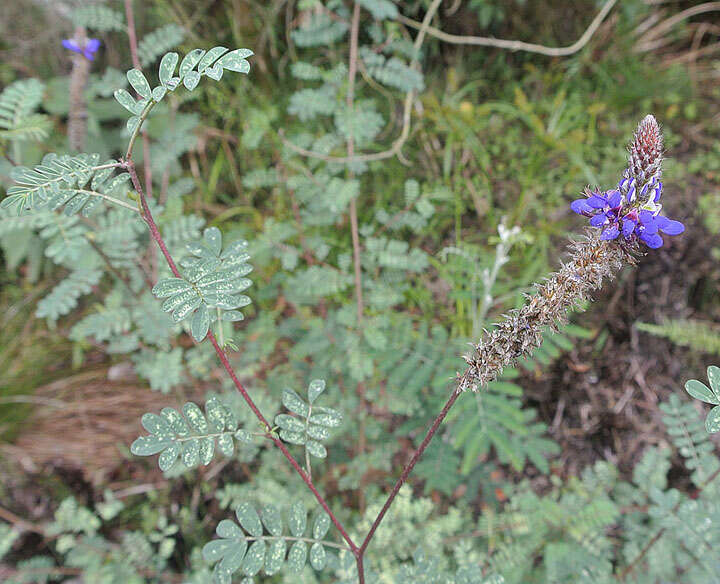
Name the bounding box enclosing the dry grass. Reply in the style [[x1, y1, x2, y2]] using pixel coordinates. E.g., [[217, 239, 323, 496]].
[[3, 365, 203, 483]]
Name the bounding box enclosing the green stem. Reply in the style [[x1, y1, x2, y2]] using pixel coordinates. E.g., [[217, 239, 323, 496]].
[[244, 534, 350, 551], [74, 189, 140, 213], [125, 101, 156, 161]]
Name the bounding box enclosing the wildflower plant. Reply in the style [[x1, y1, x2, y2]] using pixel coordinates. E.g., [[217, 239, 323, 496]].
[[1, 3, 710, 584]]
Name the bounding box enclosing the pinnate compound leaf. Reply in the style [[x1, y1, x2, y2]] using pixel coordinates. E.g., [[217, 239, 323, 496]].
[[132, 399, 251, 470]]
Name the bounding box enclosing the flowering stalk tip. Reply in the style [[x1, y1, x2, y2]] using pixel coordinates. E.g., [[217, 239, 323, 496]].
[[571, 115, 684, 249]]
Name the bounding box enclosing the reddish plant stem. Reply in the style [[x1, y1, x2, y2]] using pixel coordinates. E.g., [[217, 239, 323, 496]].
[[123, 158, 358, 555], [359, 389, 461, 554]]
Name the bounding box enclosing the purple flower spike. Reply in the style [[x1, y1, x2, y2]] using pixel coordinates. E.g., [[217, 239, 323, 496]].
[[62, 38, 101, 61], [570, 116, 684, 250]]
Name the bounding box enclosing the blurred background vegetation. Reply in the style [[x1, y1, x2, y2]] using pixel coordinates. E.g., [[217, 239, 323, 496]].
[[1, 0, 720, 582]]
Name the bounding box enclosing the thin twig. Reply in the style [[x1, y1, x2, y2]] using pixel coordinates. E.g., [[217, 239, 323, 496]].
[[346, 2, 364, 325], [123, 0, 153, 199], [397, 0, 616, 56]]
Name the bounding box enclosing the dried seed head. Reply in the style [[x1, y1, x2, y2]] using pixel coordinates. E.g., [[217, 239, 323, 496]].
[[458, 231, 635, 391], [625, 114, 663, 189]]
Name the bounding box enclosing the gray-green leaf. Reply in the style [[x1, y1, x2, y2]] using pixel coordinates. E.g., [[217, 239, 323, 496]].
[[286, 540, 307, 573], [306, 440, 327, 459], [191, 303, 210, 341], [282, 388, 309, 417], [287, 501, 306, 537], [310, 542, 326, 570], [127, 69, 151, 99], [159, 52, 179, 86], [235, 502, 262, 537], [308, 379, 325, 403], [241, 540, 265, 576], [685, 379, 719, 405], [706, 406, 720, 433]]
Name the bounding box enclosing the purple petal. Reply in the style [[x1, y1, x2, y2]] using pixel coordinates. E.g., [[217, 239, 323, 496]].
[[590, 214, 607, 227], [62, 39, 81, 53], [622, 217, 636, 238], [607, 190, 622, 208], [657, 217, 685, 235], [639, 210, 658, 234], [640, 232, 663, 249], [85, 39, 101, 53], [618, 178, 628, 190], [587, 195, 607, 209], [627, 185, 636, 202], [600, 224, 620, 240], [571, 199, 592, 214], [83, 49, 96, 61], [640, 183, 649, 199]]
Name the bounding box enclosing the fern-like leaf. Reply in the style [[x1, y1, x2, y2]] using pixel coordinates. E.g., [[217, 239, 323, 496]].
[[0, 79, 52, 143]]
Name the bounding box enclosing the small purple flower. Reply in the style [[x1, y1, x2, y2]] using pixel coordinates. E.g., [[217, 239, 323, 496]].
[[570, 177, 684, 249], [62, 38, 101, 61]]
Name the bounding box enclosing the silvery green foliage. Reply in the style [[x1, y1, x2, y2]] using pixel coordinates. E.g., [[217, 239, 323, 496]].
[[152, 226, 253, 342], [684, 365, 720, 433], [35, 268, 102, 321], [114, 46, 253, 133], [0, 79, 52, 143], [0, 153, 129, 216], [132, 347, 185, 394], [203, 500, 335, 583], [275, 379, 343, 459], [72, 5, 125, 32], [131, 397, 254, 471], [138, 24, 186, 66]]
